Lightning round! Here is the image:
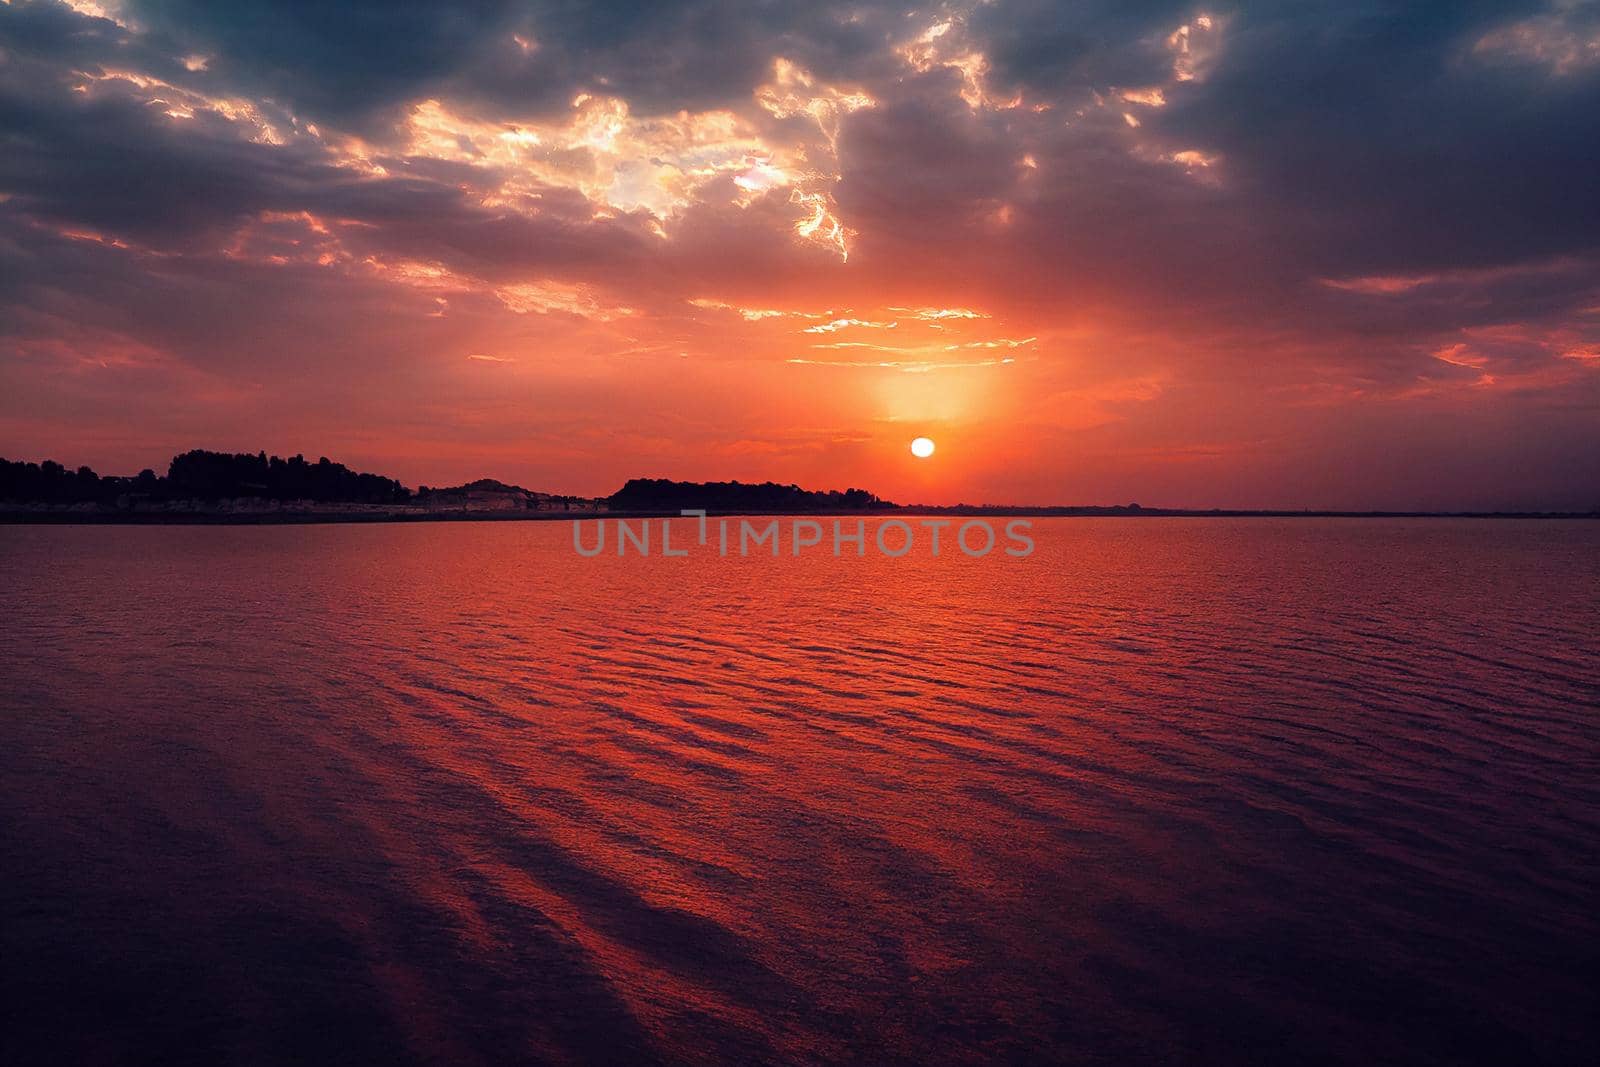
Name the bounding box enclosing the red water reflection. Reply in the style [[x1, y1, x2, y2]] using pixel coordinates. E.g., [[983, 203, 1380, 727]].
[[1, 519, 1596, 1065]]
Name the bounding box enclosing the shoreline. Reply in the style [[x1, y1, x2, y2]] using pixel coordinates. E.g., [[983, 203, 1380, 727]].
[[3, 507, 1596, 525]]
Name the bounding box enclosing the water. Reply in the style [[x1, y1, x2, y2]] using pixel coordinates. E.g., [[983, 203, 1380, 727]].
[[1, 519, 1596, 1065]]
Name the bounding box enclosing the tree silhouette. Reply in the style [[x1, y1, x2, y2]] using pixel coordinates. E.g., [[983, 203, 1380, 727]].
[[607, 478, 891, 512]]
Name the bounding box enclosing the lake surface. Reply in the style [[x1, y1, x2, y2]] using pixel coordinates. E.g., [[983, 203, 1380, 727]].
[[2, 519, 1596, 1065]]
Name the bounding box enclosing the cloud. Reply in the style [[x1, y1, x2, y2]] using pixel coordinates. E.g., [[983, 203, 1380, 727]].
[[0, 0, 1597, 508]]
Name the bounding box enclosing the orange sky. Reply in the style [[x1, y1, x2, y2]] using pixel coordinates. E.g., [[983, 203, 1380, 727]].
[[1, 0, 1598, 508]]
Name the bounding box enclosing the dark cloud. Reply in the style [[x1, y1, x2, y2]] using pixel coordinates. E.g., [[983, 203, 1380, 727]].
[[835, 78, 1022, 233], [1160, 1, 1600, 274], [127, 1, 526, 128], [971, 0, 1190, 93], [120, 0, 908, 128]]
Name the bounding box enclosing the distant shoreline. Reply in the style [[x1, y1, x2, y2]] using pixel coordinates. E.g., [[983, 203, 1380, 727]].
[[7, 453, 1595, 523], [3, 506, 1595, 525]]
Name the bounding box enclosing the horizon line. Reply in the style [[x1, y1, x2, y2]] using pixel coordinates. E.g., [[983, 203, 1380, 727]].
[[2, 450, 1596, 519]]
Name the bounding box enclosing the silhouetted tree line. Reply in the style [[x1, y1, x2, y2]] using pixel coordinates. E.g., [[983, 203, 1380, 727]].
[[0, 458, 153, 504], [1, 451, 409, 505], [166, 450, 409, 503], [608, 478, 889, 512], [2, 456, 891, 512]]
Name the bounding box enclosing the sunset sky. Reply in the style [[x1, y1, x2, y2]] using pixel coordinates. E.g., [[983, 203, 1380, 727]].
[[1, 0, 1597, 508]]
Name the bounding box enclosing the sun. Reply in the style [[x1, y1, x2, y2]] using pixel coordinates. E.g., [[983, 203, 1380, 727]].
[[910, 436, 936, 458]]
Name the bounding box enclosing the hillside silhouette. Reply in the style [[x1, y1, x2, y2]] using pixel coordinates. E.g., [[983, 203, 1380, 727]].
[[0, 453, 890, 517], [608, 478, 889, 512], [5, 451, 1591, 521]]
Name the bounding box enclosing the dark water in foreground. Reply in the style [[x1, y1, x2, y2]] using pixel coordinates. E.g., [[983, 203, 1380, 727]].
[[1, 519, 1596, 1066]]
